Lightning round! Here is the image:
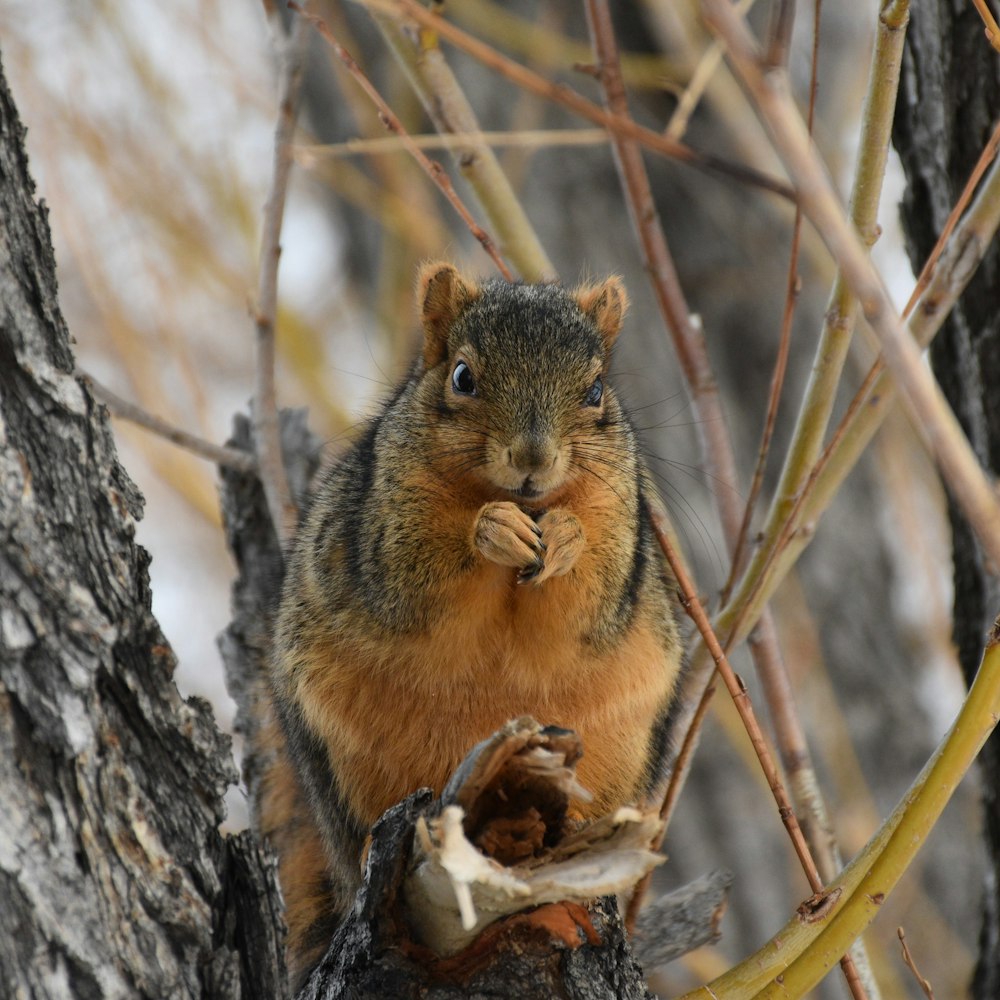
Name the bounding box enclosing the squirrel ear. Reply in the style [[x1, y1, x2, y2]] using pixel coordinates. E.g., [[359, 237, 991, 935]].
[[574, 276, 629, 349], [417, 262, 479, 367]]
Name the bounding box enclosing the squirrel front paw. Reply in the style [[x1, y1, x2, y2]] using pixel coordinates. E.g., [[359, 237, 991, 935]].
[[520, 509, 585, 586], [474, 501, 545, 576]]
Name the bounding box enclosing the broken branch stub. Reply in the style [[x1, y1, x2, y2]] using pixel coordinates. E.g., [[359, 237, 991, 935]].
[[294, 715, 729, 998], [404, 717, 665, 954]]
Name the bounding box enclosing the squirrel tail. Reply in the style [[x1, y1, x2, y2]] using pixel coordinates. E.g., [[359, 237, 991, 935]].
[[257, 701, 342, 991]]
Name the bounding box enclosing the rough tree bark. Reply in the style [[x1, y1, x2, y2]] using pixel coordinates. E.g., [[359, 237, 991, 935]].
[[892, 4, 1000, 997], [0, 54, 286, 1000]]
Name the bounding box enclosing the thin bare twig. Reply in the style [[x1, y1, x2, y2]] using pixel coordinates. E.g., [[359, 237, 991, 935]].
[[296, 128, 610, 159], [971, 0, 1000, 53], [578, 0, 729, 750], [704, 0, 1000, 591], [725, 219, 797, 589], [582, 0, 743, 545], [661, 683, 716, 833], [764, 0, 797, 68], [83, 373, 256, 472], [647, 0, 779, 175], [902, 115, 1000, 317], [255, 7, 307, 542], [898, 928, 936, 999], [727, 0, 821, 591], [650, 508, 825, 893], [831, 116, 1000, 465], [294, 4, 513, 280], [664, 0, 758, 142], [355, 0, 795, 201]]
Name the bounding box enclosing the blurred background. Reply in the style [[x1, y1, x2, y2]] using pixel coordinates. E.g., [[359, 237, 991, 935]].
[[1, 1, 980, 996]]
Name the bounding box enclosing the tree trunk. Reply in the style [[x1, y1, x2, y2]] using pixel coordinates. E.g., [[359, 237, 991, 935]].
[[0, 52, 286, 1000], [892, 4, 1000, 996]]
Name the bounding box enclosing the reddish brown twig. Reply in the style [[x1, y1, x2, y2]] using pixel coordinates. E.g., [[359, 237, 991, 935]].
[[660, 682, 717, 833], [255, 7, 307, 541], [83, 373, 256, 472], [902, 115, 1000, 318], [650, 509, 822, 890], [580, 15, 861, 987], [581, 3, 746, 853], [649, 503, 870, 1000], [726, 0, 822, 592], [581, 0, 743, 553], [292, 4, 513, 280], [971, 0, 1000, 53], [898, 928, 936, 999], [356, 0, 795, 201]]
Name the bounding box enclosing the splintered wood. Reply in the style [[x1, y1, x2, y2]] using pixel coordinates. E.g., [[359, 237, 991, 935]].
[[403, 717, 664, 954]]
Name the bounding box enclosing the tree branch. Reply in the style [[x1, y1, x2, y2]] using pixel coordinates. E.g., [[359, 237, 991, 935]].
[[82, 371, 257, 472], [366, 7, 555, 281], [255, 6, 308, 542], [703, 0, 1000, 577], [297, 5, 513, 280]]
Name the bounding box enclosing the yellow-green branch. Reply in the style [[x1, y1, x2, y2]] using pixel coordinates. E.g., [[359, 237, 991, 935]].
[[678, 628, 1000, 999]]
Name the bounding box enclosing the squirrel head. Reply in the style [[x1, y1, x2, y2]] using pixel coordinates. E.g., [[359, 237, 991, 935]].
[[415, 262, 632, 504]]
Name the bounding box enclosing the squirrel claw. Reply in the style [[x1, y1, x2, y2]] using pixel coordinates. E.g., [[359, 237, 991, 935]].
[[475, 500, 547, 571], [517, 559, 545, 584], [528, 509, 585, 584]]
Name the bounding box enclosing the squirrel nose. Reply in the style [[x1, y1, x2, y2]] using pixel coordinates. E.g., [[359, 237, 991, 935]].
[[507, 434, 558, 474]]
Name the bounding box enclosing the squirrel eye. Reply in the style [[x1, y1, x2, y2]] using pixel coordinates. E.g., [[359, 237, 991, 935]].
[[584, 375, 603, 407], [451, 360, 476, 396]]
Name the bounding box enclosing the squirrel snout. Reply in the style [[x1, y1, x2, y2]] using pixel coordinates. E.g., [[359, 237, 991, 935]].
[[506, 436, 559, 475]]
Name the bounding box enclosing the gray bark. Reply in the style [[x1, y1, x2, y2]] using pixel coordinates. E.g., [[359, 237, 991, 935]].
[[0, 52, 285, 1000], [892, 3, 1000, 996]]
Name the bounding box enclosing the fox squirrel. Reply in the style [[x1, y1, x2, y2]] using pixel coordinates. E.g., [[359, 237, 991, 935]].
[[263, 262, 683, 987]]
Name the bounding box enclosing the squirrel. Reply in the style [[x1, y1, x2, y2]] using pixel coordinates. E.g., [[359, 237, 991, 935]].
[[262, 262, 684, 988]]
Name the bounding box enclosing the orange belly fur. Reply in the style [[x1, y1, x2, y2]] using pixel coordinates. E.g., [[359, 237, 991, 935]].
[[294, 557, 674, 826]]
